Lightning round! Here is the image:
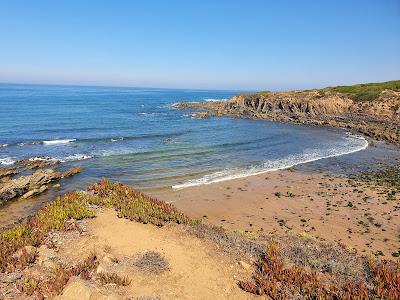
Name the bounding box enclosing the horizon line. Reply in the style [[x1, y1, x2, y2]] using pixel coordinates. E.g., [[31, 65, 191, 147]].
[[0, 81, 253, 93], [0, 79, 399, 93]]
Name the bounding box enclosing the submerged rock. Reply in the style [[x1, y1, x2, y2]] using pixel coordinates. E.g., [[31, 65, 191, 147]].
[[17, 157, 60, 170]]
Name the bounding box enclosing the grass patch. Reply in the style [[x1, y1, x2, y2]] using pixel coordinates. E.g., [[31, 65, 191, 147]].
[[327, 80, 400, 101], [241, 80, 400, 102]]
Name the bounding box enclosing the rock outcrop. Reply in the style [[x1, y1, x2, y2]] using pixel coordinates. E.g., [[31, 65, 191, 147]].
[[177, 89, 400, 144], [0, 165, 82, 205]]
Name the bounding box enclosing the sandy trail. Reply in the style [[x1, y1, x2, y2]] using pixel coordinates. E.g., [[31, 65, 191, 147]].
[[57, 209, 256, 300]]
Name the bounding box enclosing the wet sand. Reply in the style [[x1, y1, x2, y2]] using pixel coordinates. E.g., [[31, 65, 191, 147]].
[[153, 169, 400, 258]]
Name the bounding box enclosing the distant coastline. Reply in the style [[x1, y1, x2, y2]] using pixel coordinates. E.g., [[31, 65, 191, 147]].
[[176, 80, 400, 144]]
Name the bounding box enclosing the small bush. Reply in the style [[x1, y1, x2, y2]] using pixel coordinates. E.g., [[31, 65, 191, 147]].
[[97, 272, 131, 286], [133, 251, 170, 274]]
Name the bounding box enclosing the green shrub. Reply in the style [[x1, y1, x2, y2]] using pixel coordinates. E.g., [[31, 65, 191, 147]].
[[328, 80, 400, 101]]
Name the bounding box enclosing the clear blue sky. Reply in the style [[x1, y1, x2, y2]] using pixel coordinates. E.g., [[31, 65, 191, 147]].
[[0, 0, 399, 90]]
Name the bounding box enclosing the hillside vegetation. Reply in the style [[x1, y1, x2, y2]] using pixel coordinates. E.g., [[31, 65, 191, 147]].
[[326, 80, 400, 101], [252, 80, 400, 101]]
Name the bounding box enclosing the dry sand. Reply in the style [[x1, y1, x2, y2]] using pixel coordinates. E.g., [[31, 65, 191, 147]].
[[55, 209, 256, 300], [153, 169, 400, 258]]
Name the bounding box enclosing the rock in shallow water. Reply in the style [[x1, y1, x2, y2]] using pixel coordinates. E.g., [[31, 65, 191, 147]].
[[0, 166, 82, 204]]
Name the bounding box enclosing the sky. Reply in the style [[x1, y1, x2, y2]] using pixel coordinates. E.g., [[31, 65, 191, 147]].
[[0, 0, 399, 90]]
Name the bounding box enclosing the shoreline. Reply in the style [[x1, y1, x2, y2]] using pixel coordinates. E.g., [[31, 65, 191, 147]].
[[175, 85, 400, 144], [0, 137, 398, 230], [172, 131, 369, 189]]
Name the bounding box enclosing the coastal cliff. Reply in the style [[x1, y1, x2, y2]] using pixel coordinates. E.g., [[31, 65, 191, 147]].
[[177, 81, 400, 144]]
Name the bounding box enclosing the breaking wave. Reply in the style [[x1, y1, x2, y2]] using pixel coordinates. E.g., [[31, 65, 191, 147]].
[[172, 135, 368, 189], [0, 157, 15, 165], [42, 139, 76, 145]]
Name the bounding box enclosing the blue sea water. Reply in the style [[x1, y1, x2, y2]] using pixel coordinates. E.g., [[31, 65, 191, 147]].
[[0, 83, 368, 191]]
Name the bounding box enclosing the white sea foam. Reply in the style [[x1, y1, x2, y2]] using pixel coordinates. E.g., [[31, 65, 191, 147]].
[[138, 112, 163, 116], [111, 137, 124, 142], [28, 154, 92, 163], [98, 149, 136, 157], [172, 134, 368, 189], [42, 139, 76, 145], [0, 144, 8, 148], [16, 141, 41, 146], [183, 113, 197, 118], [28, 156, 56, 162], [59, 154, 92, 162], [0, 157, 15, 165], [204, 98, 229, 102]]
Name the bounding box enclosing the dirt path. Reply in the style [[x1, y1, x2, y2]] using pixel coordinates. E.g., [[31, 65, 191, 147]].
[[57, 209, 256, 300]]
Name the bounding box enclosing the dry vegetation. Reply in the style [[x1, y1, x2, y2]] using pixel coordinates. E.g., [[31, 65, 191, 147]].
[[0, 192, 97, 272], [132, 251, 170, 274], [18, 253, 98, 298], [238, 241, 400, 299], [97, 272, 131, 286]]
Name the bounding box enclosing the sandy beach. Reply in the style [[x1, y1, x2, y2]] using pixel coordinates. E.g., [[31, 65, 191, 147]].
[[153, 168, 400, 258]]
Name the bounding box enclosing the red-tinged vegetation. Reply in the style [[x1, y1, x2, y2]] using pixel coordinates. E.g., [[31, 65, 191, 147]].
[[88, 178, 200, 226], [18, 253, 98, 298], [238, 241, 400, 299], [369, 258, 400, 299], [1, 179, 196, 272], [0, 192, 96, 272]]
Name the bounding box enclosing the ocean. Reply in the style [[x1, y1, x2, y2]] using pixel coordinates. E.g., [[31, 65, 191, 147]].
[[0, 83, 368, 192]]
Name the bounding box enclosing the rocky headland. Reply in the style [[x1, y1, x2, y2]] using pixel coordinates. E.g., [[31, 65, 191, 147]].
[[176, 81, 400, 144]]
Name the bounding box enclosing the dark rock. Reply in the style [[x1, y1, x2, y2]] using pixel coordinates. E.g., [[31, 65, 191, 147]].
[[176, 89, 400, 144], [0, 166, 82, 204]]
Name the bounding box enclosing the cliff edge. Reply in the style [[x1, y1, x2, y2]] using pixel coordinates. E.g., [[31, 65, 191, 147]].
[[177, 80, 400, 144]]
